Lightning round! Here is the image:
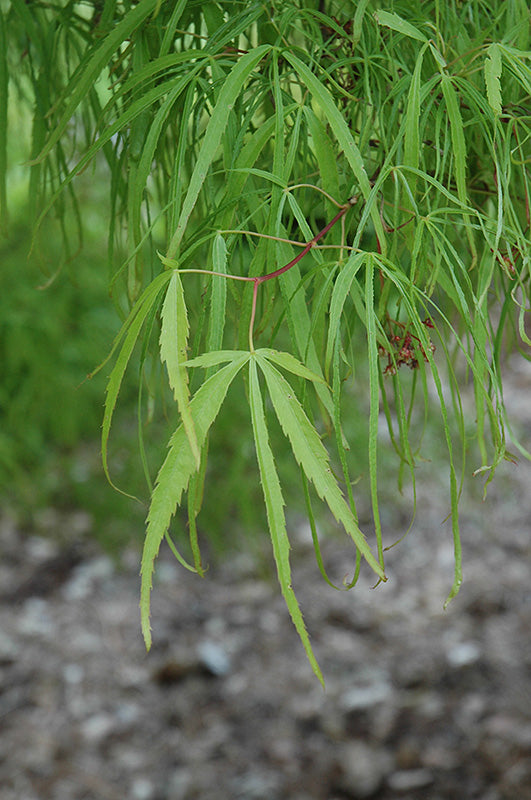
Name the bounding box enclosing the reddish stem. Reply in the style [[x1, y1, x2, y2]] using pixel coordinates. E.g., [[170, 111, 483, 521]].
[[248, 196, 358, 350], [256, 199, 356, 285]]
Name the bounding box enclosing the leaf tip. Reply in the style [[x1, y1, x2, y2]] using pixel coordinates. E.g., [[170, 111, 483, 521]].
[[141, 595, 153, 650], [142, 625, 152, 652]]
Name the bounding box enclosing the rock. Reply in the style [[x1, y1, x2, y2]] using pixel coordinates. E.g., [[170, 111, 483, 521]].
[[387, 768, 434, 792], [80, 712, 117, 744], [394, 738, 423, 770], [61, 554, 114, 601], [340, 680, 392, 712], [131, 777, 155, 800], [333, 741, 393, 798], [0, 631, 19, 665], [446, 640, 482, 668], [167, 767, 193, 798], [231, 769, 282, 799], [18, 597, 56, 637], [197, 640, 231, 677], [340, 672, 395, 739], [62, 662, 84, 687]]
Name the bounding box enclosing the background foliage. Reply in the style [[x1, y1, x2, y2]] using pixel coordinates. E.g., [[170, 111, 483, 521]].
[[2, 0, 530, 680]]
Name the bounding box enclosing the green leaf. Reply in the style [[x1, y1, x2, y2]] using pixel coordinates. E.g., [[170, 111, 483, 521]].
[[160, 270, 200, 468], [364, 259, 384, 565], [404, 44, 428, 198], [441, 75, 468, 206], [249, 357, 324, 685], [352, 0, 372, 46], [219, 116, 277, 225], [282, 52, 387, 253], [332, 338, 362, 588], [374, 10, 427, 42], [167, 44, 272, 258], [257, 348, 326, 384], [102, 271, 172, 491], [229, 166, 287, 189], [485, 44, 503, 115], [183, 350, 249, 369], [257, 356, 386, 581], [141, 353, 249, 649], [304, 107, 340, 208], [325, 251, 366, 376], [206, 233, 228, 360], [159, 0, 188, 56]]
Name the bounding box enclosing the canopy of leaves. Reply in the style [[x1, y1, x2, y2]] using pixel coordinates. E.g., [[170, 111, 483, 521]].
[[3, 0, 530, 680]]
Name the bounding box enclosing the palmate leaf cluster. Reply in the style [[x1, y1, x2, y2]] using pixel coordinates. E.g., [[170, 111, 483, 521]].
[[3, 0, 530, 681]]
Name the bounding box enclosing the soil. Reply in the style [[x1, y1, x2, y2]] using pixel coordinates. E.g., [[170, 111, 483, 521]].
[[1, 363, 530, 800]]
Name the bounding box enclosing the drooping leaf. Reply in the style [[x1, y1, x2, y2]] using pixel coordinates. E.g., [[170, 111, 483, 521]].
[[283, 52, 387, 252], [141, 352, 249, 649], [257, 348, 326, 384], [249, 357, 324, 685], [485, 43, 503, 116], [218, 116, 277, 227], [102, 271, 172, 490], [166, 44, 272, 258], [441, 75, 468, 206], [352, 0, 372, 46], [183, 350, 249, 370], [33, 71, 201, 243], [325, 251, 367, 376], [304, 107, 341, 209], [364, 259, 384, 565], [159, 0, 188, 56], [159, 270, 200, 468], [404, 44, 428, 199], [374, 10, 427, 42], [206, 233, 228, 359], [257, 355, 386, 581], [332, 338, 362, 589]]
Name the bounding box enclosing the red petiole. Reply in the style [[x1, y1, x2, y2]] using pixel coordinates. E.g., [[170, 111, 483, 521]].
[[247, 195, 358, 350], [255, 197, 357, 286], [179, 194, 359, 351]]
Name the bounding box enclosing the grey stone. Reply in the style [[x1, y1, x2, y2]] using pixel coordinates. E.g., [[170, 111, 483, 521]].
[[232, 770, 281, 799], [80, 712, 117, 743], [340, 680, 392, 712], [446, 640, 482, 667], [387, 768, 434, 792], [131, 777, 155, 800], [197, 640, 231, 676], [0, 630, 19, 665], [19, 597, 56, 637], [61, 555, 114, 601], [167, 768, 193, 798], [334, 741, 393, 798]]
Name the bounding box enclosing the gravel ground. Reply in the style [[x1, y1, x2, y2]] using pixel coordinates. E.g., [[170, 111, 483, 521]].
[[1, 366, 530, 800]]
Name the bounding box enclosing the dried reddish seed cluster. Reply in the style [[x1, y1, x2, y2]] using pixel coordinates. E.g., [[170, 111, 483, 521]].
[[379, 318, 435, 375]]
